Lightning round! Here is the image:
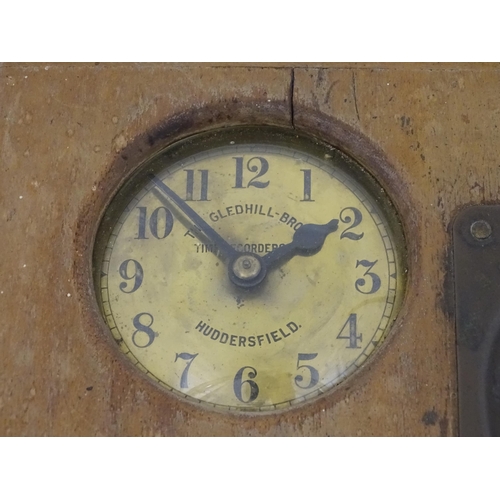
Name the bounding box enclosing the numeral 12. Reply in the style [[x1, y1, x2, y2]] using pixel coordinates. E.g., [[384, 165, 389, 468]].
[[233, 157, 270, 189]]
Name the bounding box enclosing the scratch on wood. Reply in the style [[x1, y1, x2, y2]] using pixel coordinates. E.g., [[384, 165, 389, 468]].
[[352, 71, 360, 122], [324, 80, 338, 104]]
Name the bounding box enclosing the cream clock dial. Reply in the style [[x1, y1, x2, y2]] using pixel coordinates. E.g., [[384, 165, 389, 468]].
[[94, 127, 405, 412]]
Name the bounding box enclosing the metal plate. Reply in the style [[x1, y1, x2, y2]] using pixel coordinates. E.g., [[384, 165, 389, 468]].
[[454, 205, 500, 436]]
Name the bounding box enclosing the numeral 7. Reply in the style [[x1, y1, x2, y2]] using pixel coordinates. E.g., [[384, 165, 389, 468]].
[[175, 352, 198, 388]]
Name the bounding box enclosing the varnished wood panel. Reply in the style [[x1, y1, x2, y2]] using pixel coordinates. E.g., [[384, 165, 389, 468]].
[[1, 63, 497, 435]]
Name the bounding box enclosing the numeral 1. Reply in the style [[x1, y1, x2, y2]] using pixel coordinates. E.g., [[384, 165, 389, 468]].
[[137, 206, 148, 239], [185, 169, 209, 201], [300, 169, 314, 201], [234, 157, 244, 188]]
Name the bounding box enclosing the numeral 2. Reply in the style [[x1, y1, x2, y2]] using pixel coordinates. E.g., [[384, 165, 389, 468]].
[[339, 207, 364, 240]]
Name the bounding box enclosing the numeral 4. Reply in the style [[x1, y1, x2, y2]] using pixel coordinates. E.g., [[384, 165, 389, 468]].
[[336, 314, 362, 349]]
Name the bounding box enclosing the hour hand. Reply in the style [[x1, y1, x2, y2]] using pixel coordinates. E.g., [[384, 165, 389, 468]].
[[228, 219, 339, 289], [149, 174, 239, 262], [262, 219, 339, 268]]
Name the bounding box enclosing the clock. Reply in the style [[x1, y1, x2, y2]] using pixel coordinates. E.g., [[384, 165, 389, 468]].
[[93, 126, 406, 412]]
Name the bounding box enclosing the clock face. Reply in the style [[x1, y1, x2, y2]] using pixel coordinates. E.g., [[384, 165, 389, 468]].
[[94, 127, 406, 412]]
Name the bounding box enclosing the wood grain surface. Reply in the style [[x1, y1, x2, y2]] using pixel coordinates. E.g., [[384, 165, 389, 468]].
[[1, 62, 497, 436]]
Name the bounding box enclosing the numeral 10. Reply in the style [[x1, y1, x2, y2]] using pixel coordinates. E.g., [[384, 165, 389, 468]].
[[136, 206, 174, 239]]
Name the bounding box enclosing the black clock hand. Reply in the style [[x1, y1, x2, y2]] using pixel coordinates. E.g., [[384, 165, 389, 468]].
[[149, 177, 339, 287], [261, 219, 339, 268], [228, 219, 339, 289], [149, 174, 239, 261]]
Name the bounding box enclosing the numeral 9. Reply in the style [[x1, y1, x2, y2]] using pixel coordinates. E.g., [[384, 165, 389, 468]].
[[119, 259, 144, 293]]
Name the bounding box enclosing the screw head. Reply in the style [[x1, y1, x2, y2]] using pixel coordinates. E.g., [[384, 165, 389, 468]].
[[470, 220, 492, 240], [232, 255, 262, 280]]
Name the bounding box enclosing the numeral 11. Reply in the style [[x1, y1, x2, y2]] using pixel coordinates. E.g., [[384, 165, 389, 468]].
[[185, 169, 209, 201]]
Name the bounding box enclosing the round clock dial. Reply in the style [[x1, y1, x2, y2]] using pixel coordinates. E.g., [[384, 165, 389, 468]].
[[94, 127, 406, 412]]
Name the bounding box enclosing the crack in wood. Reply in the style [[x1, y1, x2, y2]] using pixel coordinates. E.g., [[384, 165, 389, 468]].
[[352, 70, 361, 122]]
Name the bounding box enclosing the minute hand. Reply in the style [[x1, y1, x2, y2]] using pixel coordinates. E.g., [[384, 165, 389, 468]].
[[262, 219, 339, 268], [149, 174, 239, 261]]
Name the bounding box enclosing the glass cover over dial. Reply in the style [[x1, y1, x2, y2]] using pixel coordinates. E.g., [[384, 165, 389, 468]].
[[94, 127, 406, 412]]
